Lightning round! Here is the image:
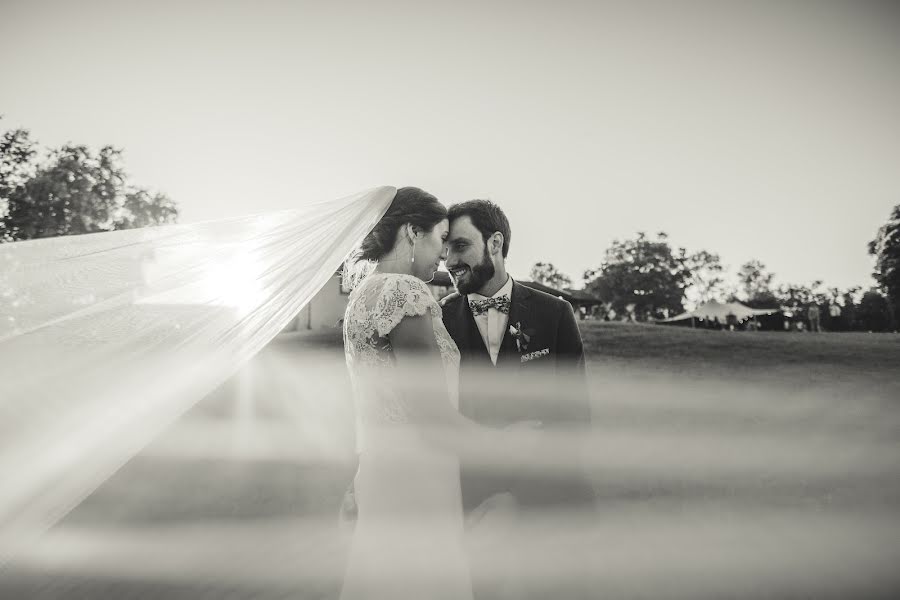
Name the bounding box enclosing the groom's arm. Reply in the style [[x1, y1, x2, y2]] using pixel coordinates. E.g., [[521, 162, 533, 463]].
[[551, 301, 595, 505], [555, 300, 591, 424]]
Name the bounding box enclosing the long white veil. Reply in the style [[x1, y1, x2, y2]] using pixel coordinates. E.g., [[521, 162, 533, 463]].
[[0, 186, 396, 565]]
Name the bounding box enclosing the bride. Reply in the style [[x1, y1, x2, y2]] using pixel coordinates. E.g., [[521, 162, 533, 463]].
[[339, 187, 536, 600]]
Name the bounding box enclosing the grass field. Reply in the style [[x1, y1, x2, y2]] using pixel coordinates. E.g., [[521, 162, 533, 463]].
[[3, 323, 899, 598], [585, 321, 900, 383]]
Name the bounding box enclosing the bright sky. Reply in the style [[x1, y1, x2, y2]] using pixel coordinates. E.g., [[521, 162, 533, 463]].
[[2, 0, 898, 290]]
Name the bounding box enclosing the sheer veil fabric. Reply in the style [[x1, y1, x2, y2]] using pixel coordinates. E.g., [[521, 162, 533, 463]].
[[0, 186, 396, 564]]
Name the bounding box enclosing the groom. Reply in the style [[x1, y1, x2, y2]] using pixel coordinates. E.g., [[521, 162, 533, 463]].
[[442, 199, 594, 513]]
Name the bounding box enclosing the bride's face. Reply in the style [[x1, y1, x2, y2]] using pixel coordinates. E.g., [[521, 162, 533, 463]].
[[413, 218, 450, 281]]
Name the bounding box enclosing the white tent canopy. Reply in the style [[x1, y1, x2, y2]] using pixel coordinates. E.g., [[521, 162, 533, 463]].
[[658, 300, 779, 323]]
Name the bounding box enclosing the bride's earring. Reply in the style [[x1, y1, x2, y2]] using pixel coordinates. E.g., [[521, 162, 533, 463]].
[[410, 237, 416, 263]]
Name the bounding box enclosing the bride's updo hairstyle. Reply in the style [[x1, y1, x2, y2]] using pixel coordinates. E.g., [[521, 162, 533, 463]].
[[358, 187, 447, 261]]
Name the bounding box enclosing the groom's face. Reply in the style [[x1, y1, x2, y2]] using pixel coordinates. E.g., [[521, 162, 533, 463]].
[[446, 216, 496, 295]]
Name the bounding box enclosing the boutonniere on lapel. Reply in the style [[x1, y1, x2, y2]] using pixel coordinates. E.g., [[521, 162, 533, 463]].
[[508, 321, 531, 352]]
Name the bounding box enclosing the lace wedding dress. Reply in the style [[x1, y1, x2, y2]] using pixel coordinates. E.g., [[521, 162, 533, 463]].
[[340, 272, 473, 600]]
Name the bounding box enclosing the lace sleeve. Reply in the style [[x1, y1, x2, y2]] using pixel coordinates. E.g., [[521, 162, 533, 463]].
[[373, 274, 440, 338]]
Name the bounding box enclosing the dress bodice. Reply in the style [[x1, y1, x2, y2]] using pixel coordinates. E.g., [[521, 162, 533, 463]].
[[343, 272, 461, 431]]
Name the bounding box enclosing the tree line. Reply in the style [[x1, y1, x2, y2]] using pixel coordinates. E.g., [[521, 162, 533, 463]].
[[1, 118, 177, 243], [530, 219, 900, 332], [4, 119, 897, 332]]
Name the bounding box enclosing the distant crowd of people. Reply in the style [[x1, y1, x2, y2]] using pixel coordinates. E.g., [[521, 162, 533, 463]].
[[782, 302, 844, 332], [689, 302, 851, 333]]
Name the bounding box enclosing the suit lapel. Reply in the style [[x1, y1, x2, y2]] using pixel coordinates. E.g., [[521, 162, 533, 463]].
[[496, 281, 532, 369]]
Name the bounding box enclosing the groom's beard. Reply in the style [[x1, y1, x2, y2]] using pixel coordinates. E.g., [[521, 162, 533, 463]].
[[451, 245, 495, 295]]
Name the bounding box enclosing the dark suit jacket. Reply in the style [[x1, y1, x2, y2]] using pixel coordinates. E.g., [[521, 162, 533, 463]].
[[441, 280, 594, 511]]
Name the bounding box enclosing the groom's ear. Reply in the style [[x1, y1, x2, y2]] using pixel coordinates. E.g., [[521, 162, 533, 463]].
[[488, 232, 504, 256]]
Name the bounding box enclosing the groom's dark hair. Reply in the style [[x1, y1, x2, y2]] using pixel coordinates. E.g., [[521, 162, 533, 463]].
[[448, 200, 511, 258]]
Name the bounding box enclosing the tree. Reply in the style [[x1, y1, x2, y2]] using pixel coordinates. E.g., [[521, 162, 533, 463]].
[[869, 204, 900, 321], [117, 188, 179, 230], [0, 124, 38, 240], [0, 122, 177, 243], [683, 250, 727, 307], [584, 232, 690, 321], [736, 260, 776, 304], [529, 262, 572, 290], [774, 280, 826, 315], [855, 289, 896, 332]]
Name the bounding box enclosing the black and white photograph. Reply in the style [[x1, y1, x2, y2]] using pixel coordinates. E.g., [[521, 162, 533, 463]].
[[1, 1, 899, 598]]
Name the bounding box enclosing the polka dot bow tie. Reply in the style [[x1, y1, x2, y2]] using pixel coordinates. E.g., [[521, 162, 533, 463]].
[[469, 295, 511, 316]]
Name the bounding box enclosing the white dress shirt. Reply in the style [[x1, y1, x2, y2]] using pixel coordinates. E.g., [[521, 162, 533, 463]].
[[467, 276, 513, 365]]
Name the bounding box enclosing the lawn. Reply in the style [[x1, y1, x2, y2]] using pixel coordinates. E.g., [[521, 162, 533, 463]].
[[581, 321, 900, 383], [3, 324, 898, 598]]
